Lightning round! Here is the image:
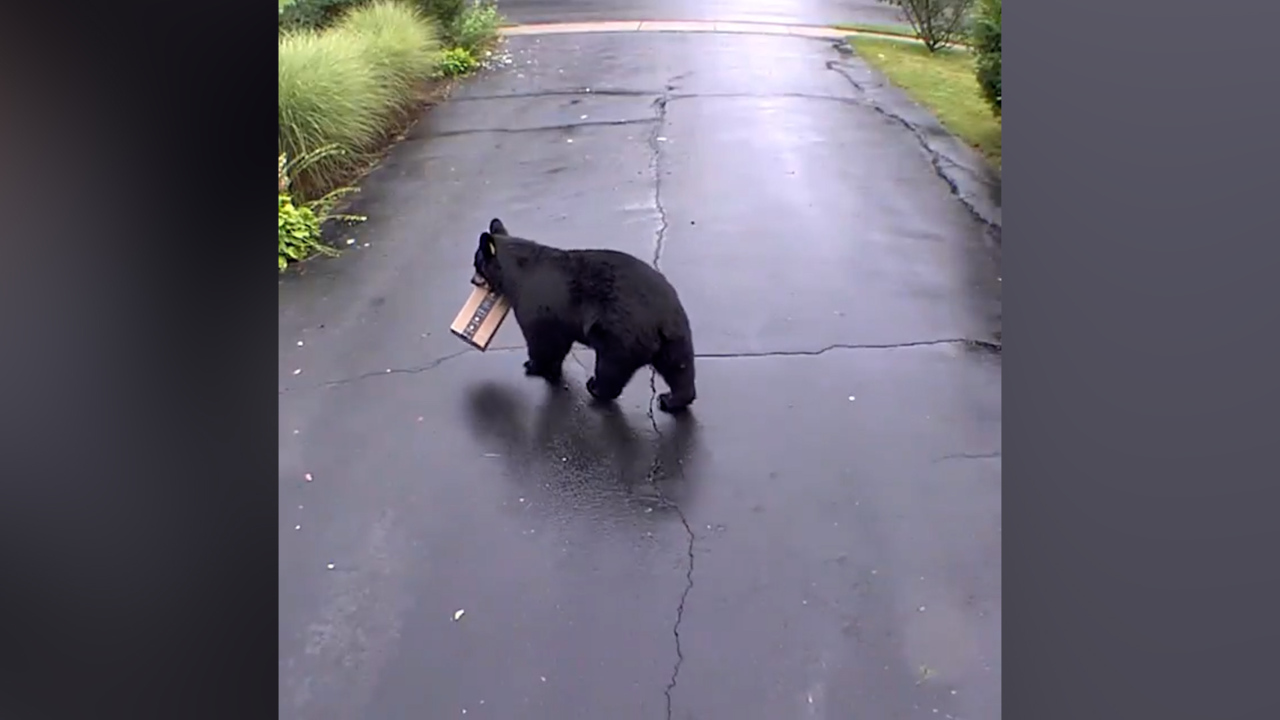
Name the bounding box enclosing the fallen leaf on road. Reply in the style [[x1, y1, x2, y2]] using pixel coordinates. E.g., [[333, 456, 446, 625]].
[[453, 609, 466, 621]]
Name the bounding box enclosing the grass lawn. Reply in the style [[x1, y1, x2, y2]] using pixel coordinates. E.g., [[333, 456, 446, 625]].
[[849, 36, 1001, 170]]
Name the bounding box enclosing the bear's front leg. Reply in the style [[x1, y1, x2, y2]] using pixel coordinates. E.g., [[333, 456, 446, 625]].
[[521, 322, 573, 383]]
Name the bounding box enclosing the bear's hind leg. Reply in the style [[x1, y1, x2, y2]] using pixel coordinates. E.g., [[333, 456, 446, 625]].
[[653, 342, 696, 413]]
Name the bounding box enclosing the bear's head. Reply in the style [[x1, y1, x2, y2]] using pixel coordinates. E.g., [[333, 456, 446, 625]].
[[473, 217, 511, 292]]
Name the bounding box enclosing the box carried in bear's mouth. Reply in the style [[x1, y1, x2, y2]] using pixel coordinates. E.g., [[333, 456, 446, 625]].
[[450, 273, 511, 351]]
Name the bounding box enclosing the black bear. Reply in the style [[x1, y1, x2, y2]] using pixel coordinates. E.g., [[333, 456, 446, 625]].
[[472, 218, 697, 413]]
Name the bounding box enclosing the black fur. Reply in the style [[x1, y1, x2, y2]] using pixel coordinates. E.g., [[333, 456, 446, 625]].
[[473, 218, 696, 413]]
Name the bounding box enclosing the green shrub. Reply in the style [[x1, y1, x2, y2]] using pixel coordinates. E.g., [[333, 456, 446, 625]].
[[280, 193, 324, 271], [413, 0, 500, 50], [436, 46, 478, 77], [451, 0, 502, 54], [279, 0, 364, 31], [971, 0, 1001, 116], [279, 26, 389, 196], [878, 0, 973, 52], [414, 0, 467, 42], [279, 148, 365, 271], [280, 1, 444, 198], [339, 0, 442, 110]]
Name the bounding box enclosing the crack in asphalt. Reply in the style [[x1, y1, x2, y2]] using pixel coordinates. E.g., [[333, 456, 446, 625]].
[[698, 338, 1002, 358], [642, 82, 691, 720], [668, 90, 865, 105], [824, 58, 1002, 243], [276, 346, 524, 395], [647, 92, 672, 269], [644, 371, 695, 720], [431, 117, 657, 137], [449, 88, 660, 102], [454, 88, 866, 106], [277, 338, 1000, 394], [451, 88, 889, 113]]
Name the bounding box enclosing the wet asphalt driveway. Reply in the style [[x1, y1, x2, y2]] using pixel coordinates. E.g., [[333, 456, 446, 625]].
[[497, 0, 907, 28], [279, 27, 1001, 720]]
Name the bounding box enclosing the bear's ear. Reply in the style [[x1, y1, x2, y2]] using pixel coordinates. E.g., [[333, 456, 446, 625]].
[[478, 231, 497, 259], [489, 218, 507, 236]]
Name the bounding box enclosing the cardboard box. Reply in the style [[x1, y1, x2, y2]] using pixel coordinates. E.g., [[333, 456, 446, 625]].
[[450, 273, 511, 351]]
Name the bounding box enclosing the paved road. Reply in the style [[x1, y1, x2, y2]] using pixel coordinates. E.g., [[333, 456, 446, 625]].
[[498, 0, 907, 28], [278, 26, 1001, 720]]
